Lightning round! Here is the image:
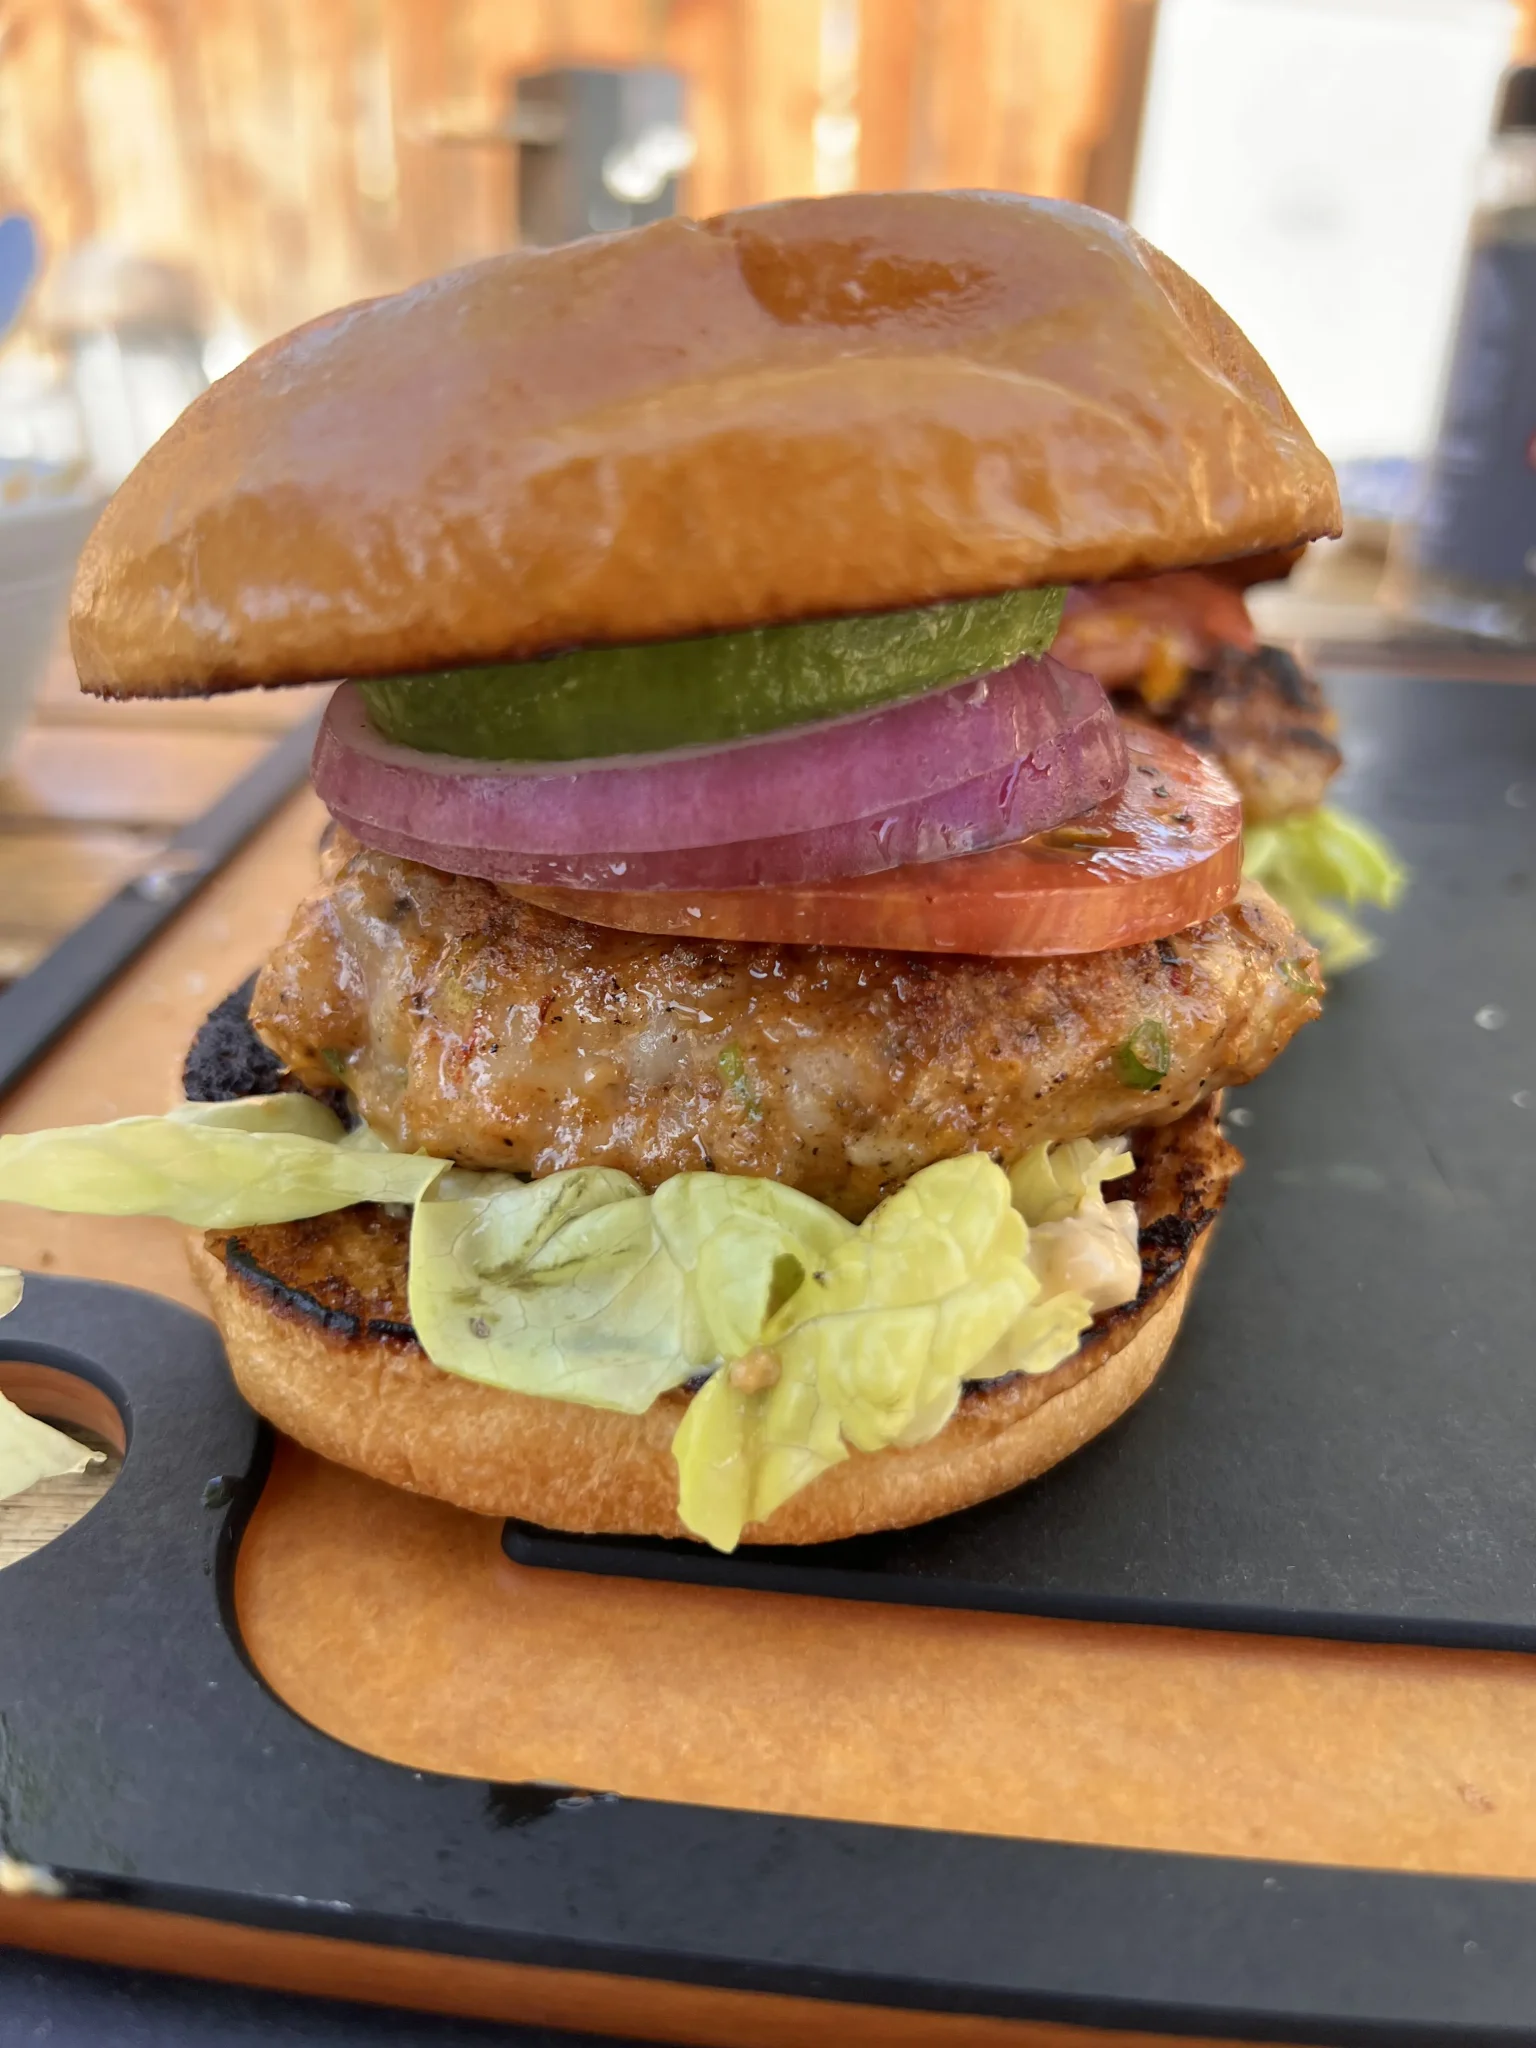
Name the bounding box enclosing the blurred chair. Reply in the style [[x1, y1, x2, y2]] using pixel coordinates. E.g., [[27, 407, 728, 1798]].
[[0, 476, 105, 768], [0, 215, 104, 770], [38, 241, 210, 489]]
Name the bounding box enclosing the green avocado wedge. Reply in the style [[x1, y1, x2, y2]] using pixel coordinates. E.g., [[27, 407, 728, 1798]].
[[357, 585, 1065, 762]]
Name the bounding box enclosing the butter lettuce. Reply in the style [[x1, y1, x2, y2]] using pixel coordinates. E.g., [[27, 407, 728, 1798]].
[[0, 1271, 105, 1505], [652, 1173, 853, 1363], [0, 1095, 446, 1226], [0, 1100, 1142, 1549], [0, 1390, 104, 1506], [408, 1167, 686, 1412], [1244, 805, 1406, 971], [1009, 1134, 1133, 1225], [408, 1167, 854, 1414], [671, 1156, 1094, 1552], [969, 1289, 1101, 1386], [1010, 1132, 1142, 1316]]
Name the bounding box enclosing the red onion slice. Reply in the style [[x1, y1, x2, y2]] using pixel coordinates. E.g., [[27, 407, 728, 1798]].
[[313, 654, 1123, 860], [324, 699, 1128, 890]]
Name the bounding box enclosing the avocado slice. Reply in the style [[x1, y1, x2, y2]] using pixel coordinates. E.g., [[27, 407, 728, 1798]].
[[358, 585, 1064, 762]]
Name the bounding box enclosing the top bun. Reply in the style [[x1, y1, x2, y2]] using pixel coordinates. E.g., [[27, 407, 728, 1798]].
[[71, 192, 1339, 698]]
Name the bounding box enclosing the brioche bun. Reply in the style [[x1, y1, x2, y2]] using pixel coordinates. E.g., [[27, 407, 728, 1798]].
[[190, 1101, 1237, 1545], [74, 192, 1338, 699]]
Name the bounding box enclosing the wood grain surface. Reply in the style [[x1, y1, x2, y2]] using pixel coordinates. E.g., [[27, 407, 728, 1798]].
[[0, 640, 326, 983], [0, 657, 330, 1571], [0, 1460, 116, 1571], [0, 777, 329, 1305], [0, 0, 1147, 348], [0, 1366, 124, 1572]]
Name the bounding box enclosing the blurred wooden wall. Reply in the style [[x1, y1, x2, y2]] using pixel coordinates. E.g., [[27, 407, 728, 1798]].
[[0, 0, 1158, 346], [858, 0, 1156, 212]]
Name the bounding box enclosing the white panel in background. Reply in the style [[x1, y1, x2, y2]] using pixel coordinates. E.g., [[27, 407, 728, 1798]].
[[1131, 0, 1515, 461]]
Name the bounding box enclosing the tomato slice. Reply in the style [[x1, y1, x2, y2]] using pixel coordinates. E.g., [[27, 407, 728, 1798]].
[[506, 726, 1244, 957]]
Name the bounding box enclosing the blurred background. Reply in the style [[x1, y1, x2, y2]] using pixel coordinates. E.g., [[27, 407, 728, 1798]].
[[0, 0, 1532, 984]]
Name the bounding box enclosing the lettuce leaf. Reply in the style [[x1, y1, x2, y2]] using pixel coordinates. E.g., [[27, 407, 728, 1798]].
[[0, 1391, 104, 1506], [1009, 1132, 1141, 1315], [972, 1289, 1100, 1386], [0, 1096, 448, 1226], [407, 1166, 856, 1415], [1244, 805, 1407, 971], [671, 1155, 1093, 1552], [652, 1173, 854, 1363], [407, 1167, 687, 1412], [0, 1271, 105, 1505], [0, 1103, 1136, 1549], [1009, 1134, 1133, 1225]]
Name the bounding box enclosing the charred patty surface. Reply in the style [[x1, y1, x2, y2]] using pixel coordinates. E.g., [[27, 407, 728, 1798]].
[[1123, 645, 1342, 823], [183, 972, 287, 1100], [249, 840, 1318, 1220]]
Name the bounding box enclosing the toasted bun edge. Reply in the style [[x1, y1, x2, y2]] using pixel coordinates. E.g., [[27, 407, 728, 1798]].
[[190, 1206, 1214, 1547]]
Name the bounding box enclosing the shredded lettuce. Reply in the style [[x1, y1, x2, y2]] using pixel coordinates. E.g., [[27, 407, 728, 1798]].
[[1244, 805, 1406, 971], [0, 1102, 1147, 1549], [0, 1271, 106, 1505]]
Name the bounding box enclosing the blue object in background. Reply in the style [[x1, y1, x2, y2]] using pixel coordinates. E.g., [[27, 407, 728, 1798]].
[[0, 213, 39, 343], [1332, 455, 1421, 529]]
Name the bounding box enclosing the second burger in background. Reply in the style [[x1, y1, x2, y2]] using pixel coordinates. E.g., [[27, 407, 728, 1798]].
[[1055, 560, 1405, 968]]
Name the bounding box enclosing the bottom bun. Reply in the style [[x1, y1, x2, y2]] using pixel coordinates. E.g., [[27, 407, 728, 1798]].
[[192, 1100, 1238, 1544]]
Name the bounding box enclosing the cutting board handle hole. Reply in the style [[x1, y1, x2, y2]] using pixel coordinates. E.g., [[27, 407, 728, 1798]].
[[0, 1359, 126, 1455], [0, 1360, 126, 1570]]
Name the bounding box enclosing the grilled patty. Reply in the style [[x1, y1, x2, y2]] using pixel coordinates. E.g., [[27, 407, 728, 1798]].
[[249, 841, 1319, 1220], [1121, 645, 1342, 823]]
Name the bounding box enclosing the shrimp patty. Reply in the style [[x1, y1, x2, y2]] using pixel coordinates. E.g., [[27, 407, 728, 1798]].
[[250, 838, 1320, 1220]]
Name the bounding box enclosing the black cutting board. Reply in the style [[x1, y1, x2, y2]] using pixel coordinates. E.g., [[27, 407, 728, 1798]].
[[507, 672, 1536, 1650]]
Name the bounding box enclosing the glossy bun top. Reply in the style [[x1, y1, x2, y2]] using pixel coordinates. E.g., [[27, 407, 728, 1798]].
[[71, 191, 1339, 696]]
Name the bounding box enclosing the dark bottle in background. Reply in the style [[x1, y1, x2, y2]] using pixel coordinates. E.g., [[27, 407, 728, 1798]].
[[1387, 64, 1536, 642]]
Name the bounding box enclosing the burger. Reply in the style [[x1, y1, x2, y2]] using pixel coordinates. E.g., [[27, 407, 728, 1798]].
[[1, 193, 1338, 1552], [1053, 557, 1405, 967]]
